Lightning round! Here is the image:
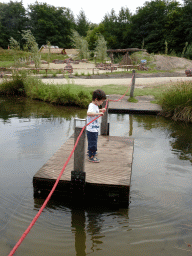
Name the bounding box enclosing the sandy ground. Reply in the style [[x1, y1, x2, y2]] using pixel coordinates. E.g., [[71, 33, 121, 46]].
[[1, 54, 192, 87], [41, 76, 192, 87], [33, 60, 192, 87]]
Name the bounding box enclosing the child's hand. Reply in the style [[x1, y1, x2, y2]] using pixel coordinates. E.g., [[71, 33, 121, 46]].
[[101, 108, 106, 113]]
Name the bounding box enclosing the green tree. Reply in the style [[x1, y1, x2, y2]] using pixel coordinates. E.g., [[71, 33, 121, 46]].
[[101, 9, 119, 49], [116, 7, 132, 49], [128, 0, 183, 53], [28, 2, 74, 48], [0, 1, 27, 49], [129, 0, 167, 52], [21, 30, 41, 68], [163, 1, 184, 54], [86, 23, 105, 50], [9, 37, 20, 50], [75, 9, 89, 37], [182, 0, 192, 44], [95, 35, 107, 63], [71, 30, 89, 59]]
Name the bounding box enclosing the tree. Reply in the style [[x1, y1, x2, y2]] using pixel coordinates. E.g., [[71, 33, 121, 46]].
[[28, 2, 74, 48], [71, 30, 89, 59], [75, 9, 89, 37], [182, 0, 192, 44], [86, 23, 105, 50], [116, 7, 132, 48], [21, 30, 41, 68], [9, 37, 20, 50], [0, 1, 27, 49], [95, 35, 107, 63], [101, 9, 119, 49], [127, 0, 183, 53]]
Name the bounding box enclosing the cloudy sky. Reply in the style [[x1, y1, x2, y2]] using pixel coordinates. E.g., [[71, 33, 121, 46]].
[[3, 0, 184, 24]]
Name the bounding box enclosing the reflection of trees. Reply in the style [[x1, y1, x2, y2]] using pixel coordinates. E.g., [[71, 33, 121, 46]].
[[0, 96, 87, 123], [169, 125, 192, 163], [133, 115, 192, 163]]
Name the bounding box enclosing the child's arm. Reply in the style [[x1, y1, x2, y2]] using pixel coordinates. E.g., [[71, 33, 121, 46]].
[[87, 112, 104, 116]]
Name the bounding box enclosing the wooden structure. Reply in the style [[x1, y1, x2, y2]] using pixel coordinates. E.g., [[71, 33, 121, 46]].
[[33, 102, 133, 207], [33, 135, 134, 207], [107, 48, 146, 65]]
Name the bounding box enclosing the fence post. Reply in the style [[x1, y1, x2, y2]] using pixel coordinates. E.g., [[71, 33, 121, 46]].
[[130, 70, 135, 98], [100, 98, 109, 135]]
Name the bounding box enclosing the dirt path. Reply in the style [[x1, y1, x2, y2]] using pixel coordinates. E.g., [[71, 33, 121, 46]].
[[41, 76, 192, 87]]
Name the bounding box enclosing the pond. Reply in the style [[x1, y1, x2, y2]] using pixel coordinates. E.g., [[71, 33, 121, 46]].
[[0, 96, 192, 256]]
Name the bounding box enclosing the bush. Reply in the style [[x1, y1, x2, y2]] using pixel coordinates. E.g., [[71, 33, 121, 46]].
[[0, 70, 27, 95]]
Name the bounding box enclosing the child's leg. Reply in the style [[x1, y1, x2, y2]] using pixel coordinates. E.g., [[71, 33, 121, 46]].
[[87, 131, 97, 158]]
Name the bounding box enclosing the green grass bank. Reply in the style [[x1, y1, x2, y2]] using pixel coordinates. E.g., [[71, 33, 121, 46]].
[[0, 73, 191, 123]]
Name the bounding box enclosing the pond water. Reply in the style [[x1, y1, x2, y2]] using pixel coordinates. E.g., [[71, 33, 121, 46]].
[[0, 97, 192, 256]]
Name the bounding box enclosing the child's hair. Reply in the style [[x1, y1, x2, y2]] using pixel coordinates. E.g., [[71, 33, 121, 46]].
[[92, 89, 106, 101]]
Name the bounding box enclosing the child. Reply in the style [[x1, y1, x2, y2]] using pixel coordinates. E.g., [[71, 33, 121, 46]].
[[87, 89, 106, 163]]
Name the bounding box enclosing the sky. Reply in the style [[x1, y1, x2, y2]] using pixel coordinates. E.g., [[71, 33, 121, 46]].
[[3, 0, 184, 24]]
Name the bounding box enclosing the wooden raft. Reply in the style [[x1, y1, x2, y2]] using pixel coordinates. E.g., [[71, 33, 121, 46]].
[[33, 135, 134, 206]]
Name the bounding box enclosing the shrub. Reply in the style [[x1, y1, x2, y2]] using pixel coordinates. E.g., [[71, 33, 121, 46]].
[[0, 70, 27, 95]]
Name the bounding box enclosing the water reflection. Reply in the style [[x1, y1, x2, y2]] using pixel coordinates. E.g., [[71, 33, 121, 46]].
[[0, 96, 86, 122], [110, 114, 192, 164], [133, 115, 192, 163], [33, 198, 129, 256], [72, 210, 86, 256]]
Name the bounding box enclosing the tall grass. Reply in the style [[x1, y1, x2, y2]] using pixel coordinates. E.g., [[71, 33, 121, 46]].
[[158, 82, 192, 122], [0, 72, 91, 108], [25, 77, 91, 108]]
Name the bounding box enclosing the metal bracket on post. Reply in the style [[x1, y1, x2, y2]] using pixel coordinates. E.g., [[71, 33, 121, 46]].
[[71, 118, 86, 203], [101, 96, 109, 135]]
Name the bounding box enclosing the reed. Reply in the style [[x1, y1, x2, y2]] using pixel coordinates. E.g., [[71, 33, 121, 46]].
[[158, 82, 192, 122]]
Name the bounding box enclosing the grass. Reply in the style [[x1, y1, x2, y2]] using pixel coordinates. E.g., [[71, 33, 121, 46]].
[[128, 97, 138, 103], [0, 70, 191, 122], [0, 61, 15, 67], [0, 71, 91, 108], [158, 81, 192, 122], [83, 83, 163, 100]]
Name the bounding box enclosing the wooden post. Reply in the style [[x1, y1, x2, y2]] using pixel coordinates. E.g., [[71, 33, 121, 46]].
[[71, 126, 86, 203], [130, 70, 135, 98], [101, 99, 109, 135], [74, 127, 85, 172]]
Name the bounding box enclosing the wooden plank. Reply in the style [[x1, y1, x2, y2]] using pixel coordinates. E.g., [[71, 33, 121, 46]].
[[34, 135, 134, 187]]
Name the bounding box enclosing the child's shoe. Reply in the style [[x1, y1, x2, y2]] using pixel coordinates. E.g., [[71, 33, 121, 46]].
[[88, 156, 100, 163]]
